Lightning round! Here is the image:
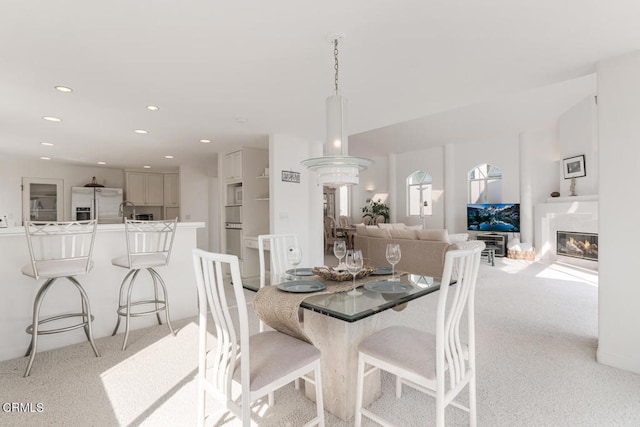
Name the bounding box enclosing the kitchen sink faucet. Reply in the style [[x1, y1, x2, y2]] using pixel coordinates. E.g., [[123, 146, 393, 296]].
[[118, 201, 136, 222]]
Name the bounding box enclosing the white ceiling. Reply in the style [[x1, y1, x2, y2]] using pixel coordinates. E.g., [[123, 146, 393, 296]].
[[1, 1, 639, 170]]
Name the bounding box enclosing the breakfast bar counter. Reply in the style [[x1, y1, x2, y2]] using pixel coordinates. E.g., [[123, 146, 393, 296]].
[[0, 222, 204, 363]]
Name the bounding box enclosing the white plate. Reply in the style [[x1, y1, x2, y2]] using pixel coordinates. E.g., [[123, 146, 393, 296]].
[[285, 268, 315, 277], [277, 281, 326, 293], [364, 281, 412, 294]]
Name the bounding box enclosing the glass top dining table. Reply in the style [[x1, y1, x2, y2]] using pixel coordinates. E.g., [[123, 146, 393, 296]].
[[242, 272, 443, 323]]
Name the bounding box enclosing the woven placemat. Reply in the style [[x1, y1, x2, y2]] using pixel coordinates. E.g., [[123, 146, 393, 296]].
[[253, 272, 407, 343]]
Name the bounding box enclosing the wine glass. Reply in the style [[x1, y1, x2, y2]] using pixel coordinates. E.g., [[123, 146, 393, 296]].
[[287, 246, 302, 279], [386, 243, 401, 282], [346, 249, 364, 296], [333, 240, 346, 270]]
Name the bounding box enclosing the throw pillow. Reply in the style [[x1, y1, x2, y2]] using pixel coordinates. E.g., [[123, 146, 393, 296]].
[[417, 228, 450, 243]]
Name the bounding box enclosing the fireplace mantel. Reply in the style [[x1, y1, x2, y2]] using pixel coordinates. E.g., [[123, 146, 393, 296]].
[[545, 194, 599, 203]]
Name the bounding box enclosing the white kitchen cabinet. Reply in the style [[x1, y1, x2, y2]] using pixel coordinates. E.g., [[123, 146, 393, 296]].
[[126, 172, 164, 206], [163, 173, 179, 207], [224, 150, 243, 182], [21, 177, 64, 224]]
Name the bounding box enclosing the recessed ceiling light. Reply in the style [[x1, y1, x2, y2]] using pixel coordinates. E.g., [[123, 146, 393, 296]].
[[97, 161, 106, 165], [164, 155, 174, 159], [200, 139, 211, 143], [40, 157, 51, 160], [41, 142, 55, 146], [54, 86, 73, 93], [42, 116, 62, 122], [146, 105, 159, 111], [233, 116, 247, 123], [143, 165, 151, 169], [134, 129, 148, 134]]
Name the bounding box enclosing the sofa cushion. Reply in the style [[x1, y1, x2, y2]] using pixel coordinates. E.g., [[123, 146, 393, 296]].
[[378, 223, 394, 229], [389, 229, 418, 240], [367, 227, 391, 238], [355, 223, 368, 236], [406, 225, 423, 230], [392, 223, 407, 230], [417, 229, 450, 243]]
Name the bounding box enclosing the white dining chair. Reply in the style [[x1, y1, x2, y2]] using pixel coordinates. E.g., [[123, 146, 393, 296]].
[[354, 246, 483, 427], [257, 233, 299, 290], [111, 218, 177, 350], [21, 220, 100, 377], [192, 249, 325, 427], [257, 233, 303, 398]]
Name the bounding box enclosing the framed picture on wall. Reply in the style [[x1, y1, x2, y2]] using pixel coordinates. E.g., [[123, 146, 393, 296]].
[[563, 155, 586, 179]]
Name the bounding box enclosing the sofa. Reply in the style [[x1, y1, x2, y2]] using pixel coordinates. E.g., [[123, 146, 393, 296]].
[[354, 224, 484, 278]]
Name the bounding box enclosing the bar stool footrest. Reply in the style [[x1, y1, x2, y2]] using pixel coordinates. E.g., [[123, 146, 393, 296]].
[[26, 313, 95, 335], [116, 300, 168, 317]]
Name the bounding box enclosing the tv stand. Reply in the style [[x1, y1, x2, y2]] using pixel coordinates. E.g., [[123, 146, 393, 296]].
[[476, 233, 506, 257]]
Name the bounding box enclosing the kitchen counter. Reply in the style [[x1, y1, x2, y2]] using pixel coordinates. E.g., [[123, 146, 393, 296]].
[[0, 221, 205, 363]]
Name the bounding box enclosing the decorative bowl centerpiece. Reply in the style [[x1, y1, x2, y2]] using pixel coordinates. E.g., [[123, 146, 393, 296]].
[[312, 265, 374, 282]]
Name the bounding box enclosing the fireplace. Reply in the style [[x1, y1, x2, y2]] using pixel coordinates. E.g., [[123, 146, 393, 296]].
[[556, 231, 598, 261]]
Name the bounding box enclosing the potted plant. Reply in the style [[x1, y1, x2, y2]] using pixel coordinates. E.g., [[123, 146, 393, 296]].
[[362, 198, 390, 223]]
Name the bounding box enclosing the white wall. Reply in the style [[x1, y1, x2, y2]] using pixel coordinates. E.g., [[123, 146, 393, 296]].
[[394, 146, 445, 228], [207, 159, 220, 252], [450, 136, 521, 234], [353, 155, 388, 223], [0, 156, 125, 224], [596, 49, 640, 374], [558, 96, 598, 196], [269, 134, 323, 267], [179, 159, 213, 250], [520, 126, 559, 244]]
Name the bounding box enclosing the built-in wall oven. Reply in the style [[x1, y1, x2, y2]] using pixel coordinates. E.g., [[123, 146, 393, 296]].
[[225, 205, 243, 258]]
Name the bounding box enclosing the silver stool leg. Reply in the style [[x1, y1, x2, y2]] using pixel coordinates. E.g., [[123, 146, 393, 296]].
[[114, 268, 175, 351], [150, 268, 163, 325], [24, 277, 100, 378], [24, 278, 56, 377], [112, 269, 138, 337], [121, 269, 141, 351], [67, 276, 101, 359], [149, 268, 175, 336]]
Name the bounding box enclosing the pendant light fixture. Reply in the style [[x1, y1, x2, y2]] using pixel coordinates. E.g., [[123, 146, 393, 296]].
[[302, 34, 372, 187]]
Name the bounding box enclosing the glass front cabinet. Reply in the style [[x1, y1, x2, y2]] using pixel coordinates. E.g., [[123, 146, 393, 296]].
[[22, 177, 64, 224]]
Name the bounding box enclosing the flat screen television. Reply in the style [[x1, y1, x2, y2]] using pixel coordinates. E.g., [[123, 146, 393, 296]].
[[467, 203, 520, 232]]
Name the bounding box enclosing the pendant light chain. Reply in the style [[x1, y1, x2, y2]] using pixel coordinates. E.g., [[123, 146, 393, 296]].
[[334, 38, 339, 94]]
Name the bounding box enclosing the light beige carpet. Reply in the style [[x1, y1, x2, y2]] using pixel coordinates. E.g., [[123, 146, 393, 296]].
[[1, 258, 640, 426]]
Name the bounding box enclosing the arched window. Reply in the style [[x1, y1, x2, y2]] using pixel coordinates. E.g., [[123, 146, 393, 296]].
[[468, 164, 502, 203], [407, 171, 432, 217]]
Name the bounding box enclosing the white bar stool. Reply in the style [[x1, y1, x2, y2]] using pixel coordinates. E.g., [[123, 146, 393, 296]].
[[21, 220, 100, 377], [111, 218, 177, 350]]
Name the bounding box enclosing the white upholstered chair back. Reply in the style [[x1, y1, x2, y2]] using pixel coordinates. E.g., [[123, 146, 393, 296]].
[[24, 220, 97, 280], [436, 247, 481, 400], [192, 249, 325, 427], [354, 246, 483, 427]]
